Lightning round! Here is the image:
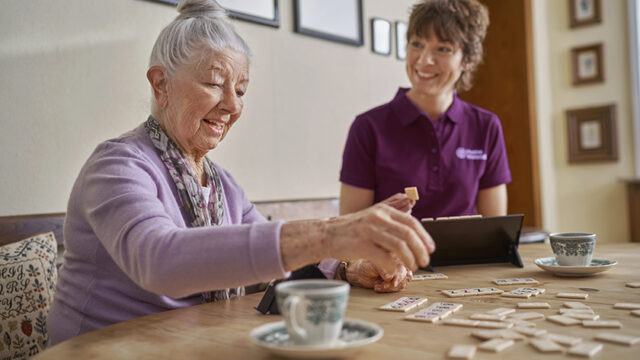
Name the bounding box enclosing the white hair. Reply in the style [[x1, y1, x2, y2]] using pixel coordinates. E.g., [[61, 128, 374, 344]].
[[149, 0, 251, 74]]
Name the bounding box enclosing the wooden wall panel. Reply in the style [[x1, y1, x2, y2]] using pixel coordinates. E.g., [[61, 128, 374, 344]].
[[459, 0, 541, 228]]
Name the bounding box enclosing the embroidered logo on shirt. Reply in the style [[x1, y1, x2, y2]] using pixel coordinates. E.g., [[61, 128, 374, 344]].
[[456, 147, 487, 160]]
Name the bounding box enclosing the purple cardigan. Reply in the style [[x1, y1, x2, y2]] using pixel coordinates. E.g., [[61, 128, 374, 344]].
[[47, 123, 289, 345]]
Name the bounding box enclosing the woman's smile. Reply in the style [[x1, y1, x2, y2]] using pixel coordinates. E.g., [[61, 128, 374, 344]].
[[202, 118, 226, 136], [415, 69, 438, 80]]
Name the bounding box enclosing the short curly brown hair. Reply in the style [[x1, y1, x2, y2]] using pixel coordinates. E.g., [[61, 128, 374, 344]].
[[406, 0, 489, 92]]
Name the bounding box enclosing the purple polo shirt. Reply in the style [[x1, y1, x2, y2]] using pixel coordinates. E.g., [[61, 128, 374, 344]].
[[340, 88, 511, 219]]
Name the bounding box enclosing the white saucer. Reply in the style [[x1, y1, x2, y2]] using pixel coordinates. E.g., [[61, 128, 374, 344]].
[[249, 318, 383, 359], [534, 257, 617, 277]]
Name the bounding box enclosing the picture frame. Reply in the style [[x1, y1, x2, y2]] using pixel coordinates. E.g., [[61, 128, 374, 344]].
[[146, 0, 279, 28], [217, 0, 279, 28], [566, 104, 618, 163], [571, 43, 604, 85], [371, 18, 391, 56], [148, 0, 178, 5], [568, 0, 602, 28], [395, 21, 408, 60], [294, 0, 363, 46]]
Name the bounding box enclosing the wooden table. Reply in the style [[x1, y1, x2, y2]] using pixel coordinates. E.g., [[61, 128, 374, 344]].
[[37, 243, 640, 359]]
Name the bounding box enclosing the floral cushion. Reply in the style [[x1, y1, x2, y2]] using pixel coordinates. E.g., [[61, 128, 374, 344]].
[[0, 232, 58, 359]]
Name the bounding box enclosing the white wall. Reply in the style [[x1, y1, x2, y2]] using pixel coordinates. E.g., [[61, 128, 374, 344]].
[[532, 0, 636, 243], [0, 0, 414, 215]]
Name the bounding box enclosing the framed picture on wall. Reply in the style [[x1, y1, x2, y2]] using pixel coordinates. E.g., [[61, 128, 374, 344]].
[[149, 0, 178, 4], [371, 18, 391, 56], [568, 0, 602, 28], [571, 43, 604, 85], [395, 21, 408, 60], [218, 0, 279, 28], [566, 104, 618, 163], [294, 0, 363, 46], [147, 0, 279, 28]]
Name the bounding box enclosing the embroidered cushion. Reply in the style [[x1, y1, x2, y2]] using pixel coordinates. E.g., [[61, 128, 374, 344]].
[[0, 232, 58, 359]]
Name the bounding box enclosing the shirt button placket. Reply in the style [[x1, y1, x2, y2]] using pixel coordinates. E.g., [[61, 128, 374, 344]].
[[428, 130, 441, 190], [433, 132, 444, 188]]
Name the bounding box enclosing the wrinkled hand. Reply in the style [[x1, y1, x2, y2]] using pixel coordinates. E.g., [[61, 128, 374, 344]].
[[380, 193, 416, 214], [346, 259, 412, 293], [324, 203, 435, 277]]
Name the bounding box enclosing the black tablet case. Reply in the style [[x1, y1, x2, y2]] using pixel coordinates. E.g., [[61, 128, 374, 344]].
[[255, 264, 327, 315], [422, 214, 524, 268]]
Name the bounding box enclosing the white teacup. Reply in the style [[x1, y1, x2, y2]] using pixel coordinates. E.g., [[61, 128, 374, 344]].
[[549, 232, 596, 266], [275, 279, 349, 346]]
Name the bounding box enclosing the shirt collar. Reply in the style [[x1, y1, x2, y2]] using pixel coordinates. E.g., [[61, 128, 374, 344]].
[[391, 87, 464, 126]]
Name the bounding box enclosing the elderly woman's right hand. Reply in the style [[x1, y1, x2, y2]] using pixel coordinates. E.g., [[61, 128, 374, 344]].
[[280, 202, 435, 279], [324, 203, 434, 277]]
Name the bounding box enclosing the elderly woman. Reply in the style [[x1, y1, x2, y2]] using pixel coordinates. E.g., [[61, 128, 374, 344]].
[[47, 0, 434, 345], [340, 0, 511, 219]]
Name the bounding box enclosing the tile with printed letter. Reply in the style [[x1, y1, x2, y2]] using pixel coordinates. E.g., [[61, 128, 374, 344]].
[[502, 287, 544, 298], [442, 287, 503, 297], [404, 302, 462, 323], [404, 310, 443, 323], [492, 278, 540, 285], [378, 297, 428, 312], [411, 273, 448, 280]]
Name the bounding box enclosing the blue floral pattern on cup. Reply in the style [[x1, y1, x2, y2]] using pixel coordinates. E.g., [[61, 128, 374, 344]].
[[275, 293, 348, 326], [550, 239, 595, 257], [305, 295, 348, 325], [549, 233, 596, 266]]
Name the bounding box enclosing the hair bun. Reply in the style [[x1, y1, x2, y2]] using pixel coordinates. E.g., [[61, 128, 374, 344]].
[[177, 0, 228, 20]]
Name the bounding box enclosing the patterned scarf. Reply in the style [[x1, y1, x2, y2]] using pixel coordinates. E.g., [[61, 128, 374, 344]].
[[145, 116, 244, 302]]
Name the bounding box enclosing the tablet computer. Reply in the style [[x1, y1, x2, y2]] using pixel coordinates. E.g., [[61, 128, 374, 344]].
[[421, 214, 524, 268]]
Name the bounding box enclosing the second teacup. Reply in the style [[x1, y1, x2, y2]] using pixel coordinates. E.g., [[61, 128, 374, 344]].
[[549, 232, 596, 266]]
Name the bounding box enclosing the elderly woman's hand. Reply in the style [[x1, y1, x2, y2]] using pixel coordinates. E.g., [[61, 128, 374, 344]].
[[346, 259, 412, 293], [323, 203, 434, 277], [280, 202, 435, 277]]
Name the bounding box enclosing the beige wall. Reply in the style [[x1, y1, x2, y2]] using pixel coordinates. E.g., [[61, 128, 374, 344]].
[[0, 0, 414, 216], [532, 0, 636, 243]]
